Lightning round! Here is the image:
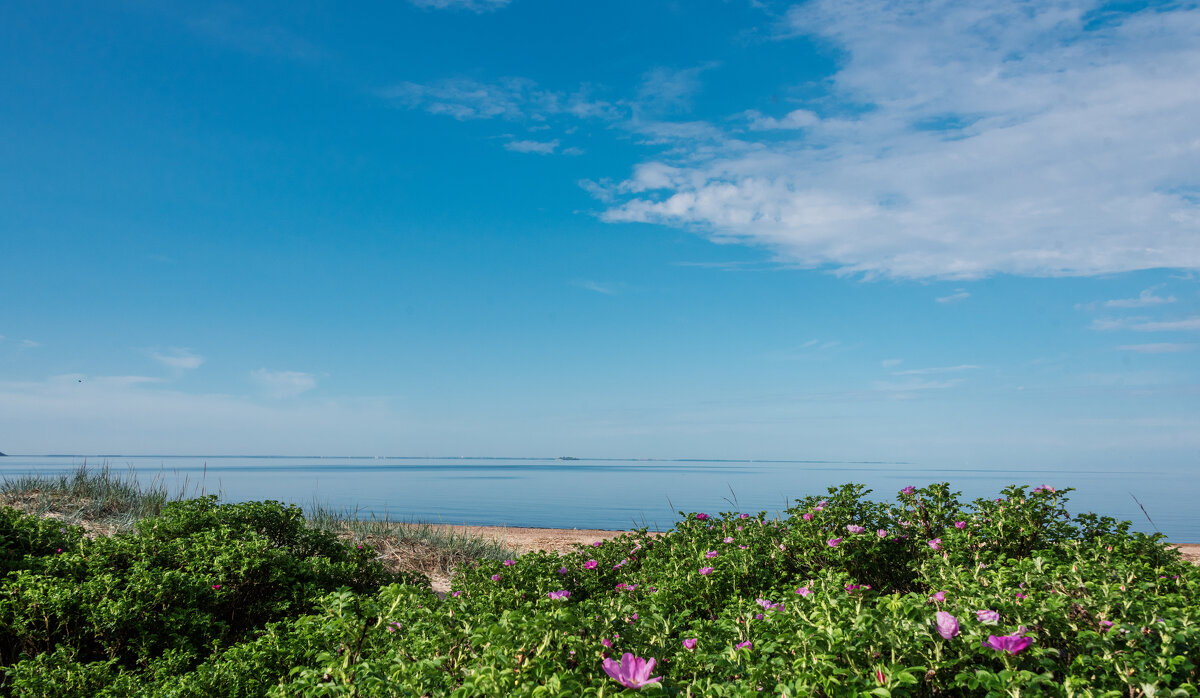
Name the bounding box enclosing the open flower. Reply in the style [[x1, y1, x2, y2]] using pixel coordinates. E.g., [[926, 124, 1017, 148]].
[[847, 525, 866, 534], [736, 640, 753, 650], [557, 567, 568, 575], [802, 513, 813, 521], [699, 566, 714, 576], [901, 486, 916, 495], [954, 521, 967, 529], [584, 559, 598, 570], [547, 590, 570, 601], [795, 586, 812, 596], [723, 537, 734, 543], [491, 574, 501, 582], [976, 609, 1000, 623], [929, 590, 946, 603], [935, 612, 960, 639], [602, 653, 662, 690], [696, 513, 709, 520], [928, 538, 942, 551], [827, 537, 843, 548], [877, 529, 888, 537], [682, 638, 697, 650], [706, 550, 719, 558], [503, 559, 516, 566], [385, 621, 402, 633], [984, 634, 1032, 654]]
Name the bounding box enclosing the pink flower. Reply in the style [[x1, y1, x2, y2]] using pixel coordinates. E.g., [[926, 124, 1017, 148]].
[[706, 550, 719, 558], [795, 586, 812, 596], [491, 574, 501, 581], [1015, 591, 1027, 602], [935, 611, 960, 639], [739, 513, 750, 519], [451, 591, 462, 597], [558, 567, 569, 575], [601, 638, 612, 648], [699, 566, 714, 576], [877, 529, 888, 538], [503, 559, 516, 566], [724, 537, 734, 543], [976, 609, 999, 623], [954, 521, 967, 529], [547, 590, 570, 600], [812, 506, 824, 513], [682, 638, 697, 650], [615, 583, 637, 591], [802, 513, 813, 521], [592, 541, 603, 547], [212, 584, 221, 590], [584, 559, 598, 569], [847, 525, 866, 534], [984, 634, 1032, 654], [901, 486, 916, 495], [928, 538, 942, 551], [385, 621, 402, 633], [602, 653, 662, 690], [696, 513, 709, 520], [1032, 485, 1056, 494], [736, 641, 753, 650], [739, 544, 748, 549], [827, 537, 843, 548], [613, 559, 628, 570], [754, 613, 764, 620], [929, 591, 946, 603], [1100, 620, 1114, 633]]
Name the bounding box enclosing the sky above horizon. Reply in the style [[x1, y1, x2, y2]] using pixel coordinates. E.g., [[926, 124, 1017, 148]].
[[1, 0, 1198, 467]]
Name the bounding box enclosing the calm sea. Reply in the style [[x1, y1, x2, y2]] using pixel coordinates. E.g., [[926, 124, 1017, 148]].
[[2, 455, 1196, 542]]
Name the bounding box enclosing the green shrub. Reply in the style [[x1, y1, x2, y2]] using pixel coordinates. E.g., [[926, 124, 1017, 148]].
[[0, 498, 408, 689]]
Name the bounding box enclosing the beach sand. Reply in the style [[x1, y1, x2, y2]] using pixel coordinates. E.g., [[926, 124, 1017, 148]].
[[418, 524, 1200, 594]]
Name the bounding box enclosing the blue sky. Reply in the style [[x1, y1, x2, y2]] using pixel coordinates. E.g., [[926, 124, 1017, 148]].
[[1, 0, 1198, 466]]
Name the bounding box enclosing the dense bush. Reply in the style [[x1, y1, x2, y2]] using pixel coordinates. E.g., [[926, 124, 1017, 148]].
[[2, 484, 1198, 696], [0, 497, 411, 694]]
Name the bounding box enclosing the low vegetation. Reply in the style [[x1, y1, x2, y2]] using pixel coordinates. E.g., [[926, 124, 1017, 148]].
[[1, 470, 1197, 696]]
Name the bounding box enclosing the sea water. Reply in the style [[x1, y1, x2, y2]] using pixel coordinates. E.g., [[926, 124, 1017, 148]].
[[1, 455, 1196, 541]]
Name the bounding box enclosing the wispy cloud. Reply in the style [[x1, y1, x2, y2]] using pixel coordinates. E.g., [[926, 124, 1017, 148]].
[[187, 9, 320, 60], [1093, 316, 1200, 332], [892, 364, 978, 376], [881, 358, 903, 367], [1104, 287, 1177, 308], [381, 78, 617, 123], [1116, 343, 1196, 354], [251, 369, 317, 398], [504, 138, 559, 154], [573, 280, 617, 295], [635, 64, 718, 116], [150, 347, 205, 371], [935, 289, 969, 304], [408, 0, 511, 11], [19, 339, 39, 349], [599, 2, 1200, 279]]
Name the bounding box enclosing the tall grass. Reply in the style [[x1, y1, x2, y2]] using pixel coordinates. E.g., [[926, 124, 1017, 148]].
[[0, 464, 178, 534], [306, 501, 516, 580]]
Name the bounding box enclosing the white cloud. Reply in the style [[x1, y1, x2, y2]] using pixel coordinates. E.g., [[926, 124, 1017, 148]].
[[1104, 288, 1177, 308], [744, 109, 819, 131], [935, 289, 970, 304], [892, 364, 978, 376], [504, 138, 559, 154], [150, 347, 205, 371], [1116, 343, 1196, 354], [1094, 316, 1200, 332], [251, 369, 317, 398], [408, 0, 510, 11], [599, 1, 1200, 279], [881, 358, 903, 367]]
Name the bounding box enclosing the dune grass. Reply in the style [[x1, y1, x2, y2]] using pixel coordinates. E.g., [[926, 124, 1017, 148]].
[[0, 465, 513, 583]]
